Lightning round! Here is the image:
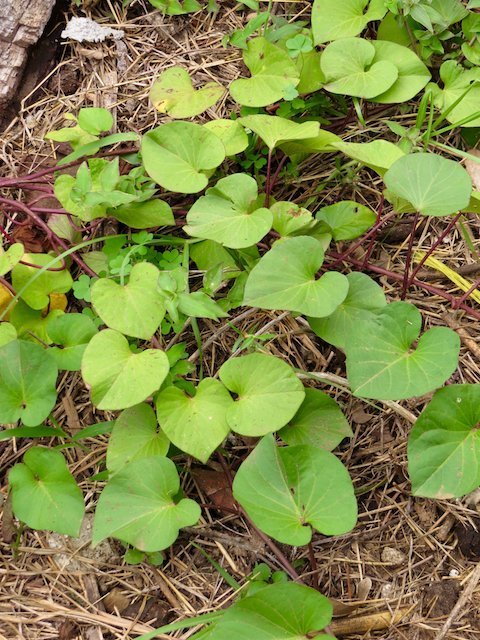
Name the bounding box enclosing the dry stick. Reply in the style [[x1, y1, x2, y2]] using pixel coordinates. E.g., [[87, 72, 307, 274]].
[[327, 606, 412, 636], [436, 563, 480, 640], [401, 212, 419, 300]]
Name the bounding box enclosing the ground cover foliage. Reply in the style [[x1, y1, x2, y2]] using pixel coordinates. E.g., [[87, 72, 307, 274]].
[[2, 0, 480, 638]]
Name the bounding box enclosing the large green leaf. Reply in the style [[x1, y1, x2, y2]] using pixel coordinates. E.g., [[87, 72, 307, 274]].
[[370, 40, 430, 104], [47, 313, 98, 371], [92, 456, 200, 552], [11, 253, 73, 310], [321, 38, 397, 99], [150, 66, 224, 118], [184, 174, 272, 248], [81, 329, 170, 410], [280, 388, 353, 451], [203, 119, 249, 156], [238, 115, 319, 151], [219, 353, 305, 435], [112, 199, 174, 229], [156, 378, 233, 463], [233, 435, 357, 545], [408, 385, 480, 499], [107, 403, 169, 474], [312, 0, 387, 44], [0, 242, 24, 276], [346, 302, 460, 400], [427, 61, 480, 127], [384, 153, 472, 216], [142, 122, 226, 193], [243, 236, 349, 317], [91, 263, 165, 339], [308, 272, 387, 350], [9, 447, 84, 536], [0, 340, 58, 426], [192, 582, 333, 640], [315, 200, 376, 241], [332, 139, 404, 175], [230, 37, 300, 107]]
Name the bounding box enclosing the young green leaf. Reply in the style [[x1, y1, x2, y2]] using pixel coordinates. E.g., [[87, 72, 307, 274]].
[[279, 130, 342, 157], [370, 41, 430, 104], [184, 173, 272, 248], [112, 199, 174, 229], [203, 119, 249, 156], [270, 202, 315, 237], [0, 322, 16, 347], [192, 582, 333, 640], [142, 122, 226, 193], [332, 139, 404, 175], [229, 38, 300, 107], [177, 292, 229, 319], [12, 253, 73, 310], [321, 38, 398, 99], [107, 403, 169, 474], [77, 107, 113, 135], [81, 329, 170, 410], [233, 434, 357, 545], [427, 61, 480, 128], [9, 447, 84, 536], [238, 114, 319, 151], [315, 201, 376, 241], [150, 67, 224, 119], [280, 388, 353, 451], [346, 302, 460, 400], [295, 49, 325, 94], [0, 242, 24, 276], [218, 353, 305, 435], [156, 378, 233, 463], [47, 313, 98, 371], [312, 0, 387, 44], [243, 236, 349, 317], [92, 456, 200, 551], [91, 263, 165, 339], [309, 272, 386, 350], [384, 153, 472, 216], [0, 340, 58, 426], [408, 385, 480, 499]]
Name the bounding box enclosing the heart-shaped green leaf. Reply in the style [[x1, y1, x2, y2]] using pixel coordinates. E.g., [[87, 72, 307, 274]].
[[193, 582, 333, 640], [9, 447, 84, 536], [279, 130, 341, 158], [309, 272, 387, 350], [112, 199, 174, 229], [408, 385, 480, 499], [243, 236, 349, 317], [203, 119, 249, 156], [92, 456, 200, 551], [47, 313, 98, 371], [142, 122, 226, 193], [280, 388, 353, 451], [315, 200, 376, 241], [77, 107, 113, 135], [428, 61, 480, 128], [218, 353, 305, 435], [238, 115, 319, 151], [332, 139, 404, 175], [384, 152, 472, 216], [91, 263, 165, 339], [321, 38, 398, 99], [9, 300, 63, 344], [346, 302, 460, 400], [12, 253, 73, 310], [230, 37, 300, 107], [156, 378, 233, 463], [81, 329, 170, 410], [150, 67, 224, 118], [107, 403, 169, 474], [270, 202, 316, 237], [0, 243, 24, 276], [370, 40, 430, 103], [233, 434, 357, 545], [184, 174, 272, 248], [312, 0, 387, 44], [0, 340, 58, 426]]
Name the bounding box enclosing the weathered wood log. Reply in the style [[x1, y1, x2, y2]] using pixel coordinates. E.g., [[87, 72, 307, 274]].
[[0, 0, 56, 106]]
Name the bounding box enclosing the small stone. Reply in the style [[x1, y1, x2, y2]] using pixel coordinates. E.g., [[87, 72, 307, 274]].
[[381, 582, 394, 599], [381, 546, 407, 566]]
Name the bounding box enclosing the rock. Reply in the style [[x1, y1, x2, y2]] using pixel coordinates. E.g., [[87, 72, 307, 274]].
[[0, 0, 56, 106], [381, 546, 407, 566]]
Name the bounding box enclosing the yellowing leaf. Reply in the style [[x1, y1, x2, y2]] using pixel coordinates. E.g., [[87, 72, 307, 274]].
[[0, 283, 15, 320], [413, 251, 480, 304], [48, 293, 68, 312]]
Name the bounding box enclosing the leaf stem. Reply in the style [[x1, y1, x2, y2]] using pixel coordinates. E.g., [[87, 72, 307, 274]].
[[401, 212, 419, 299], [265, 149, 273, 207]]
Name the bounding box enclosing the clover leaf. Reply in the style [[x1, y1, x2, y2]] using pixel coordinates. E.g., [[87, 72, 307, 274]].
[[92, 456, 200, 552], [408, 385, 480, 499], [312, 0, 387, 44], [150, 67, 224, 119], [233, 434, 357, 545], [9, 447, 84, 536], [346, 302, 460, 400], [184, 174, 272, 248], [243, 236, 349, 317]]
